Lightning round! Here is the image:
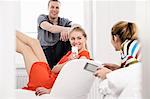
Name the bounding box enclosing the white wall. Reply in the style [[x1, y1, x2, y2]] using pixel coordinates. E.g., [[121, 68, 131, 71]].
[[135, 1, 150, 98], [93, 0, 149, 98], [0, 1, 20, 99], [92, 1, 138, 64], [83, 0, 93, 56], [20, 0, 84, 33], [20, 0, 49, 33], [141, 1, 150, 98]]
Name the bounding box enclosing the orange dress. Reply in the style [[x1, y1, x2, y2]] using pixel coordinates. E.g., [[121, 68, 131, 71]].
[[23, 50, 90, 91]]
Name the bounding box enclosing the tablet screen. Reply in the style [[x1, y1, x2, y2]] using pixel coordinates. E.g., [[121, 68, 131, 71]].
[[84, 63, 98, 73]]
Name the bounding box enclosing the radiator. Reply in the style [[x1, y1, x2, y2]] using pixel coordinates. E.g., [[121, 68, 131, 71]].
[[16, 68, 28, 89]]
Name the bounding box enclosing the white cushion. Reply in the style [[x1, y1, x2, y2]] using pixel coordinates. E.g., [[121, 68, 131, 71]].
[[106, 63, 142, 96], [50, 59, 95, 98]]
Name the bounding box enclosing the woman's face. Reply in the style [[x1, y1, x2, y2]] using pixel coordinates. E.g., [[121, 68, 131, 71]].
[[111, 35, 121, 51], [69, 31, 86, 51]]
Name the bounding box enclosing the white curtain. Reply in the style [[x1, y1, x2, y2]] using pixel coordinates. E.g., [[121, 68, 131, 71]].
[[0, 1, 19, 99]]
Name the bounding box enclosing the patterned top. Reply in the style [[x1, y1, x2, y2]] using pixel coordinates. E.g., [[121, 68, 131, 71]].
[[120, 39, 141, 68]]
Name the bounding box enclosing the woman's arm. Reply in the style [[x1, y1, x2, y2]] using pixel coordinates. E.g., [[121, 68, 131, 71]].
[[52, 53, 80, 73], [94, 67, 112, 80], [52, 52, 89, 74], [94, 63, 120, 80], [52, 62, 67, 74], [103, 63, 120, 71]]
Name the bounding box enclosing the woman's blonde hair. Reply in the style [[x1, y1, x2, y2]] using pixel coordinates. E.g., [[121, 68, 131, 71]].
[[69, 26, 88, 49], [111, 21, 138, 43]]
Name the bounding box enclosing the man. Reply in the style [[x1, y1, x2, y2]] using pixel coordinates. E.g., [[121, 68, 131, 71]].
[[37, 0, 74, 69]]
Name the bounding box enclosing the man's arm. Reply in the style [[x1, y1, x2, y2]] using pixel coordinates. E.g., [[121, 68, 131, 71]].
[[40, 21, 71, 41], [40, 21, 70, 33]]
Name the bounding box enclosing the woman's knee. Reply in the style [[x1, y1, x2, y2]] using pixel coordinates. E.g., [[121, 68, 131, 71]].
[[30, 38, 40, 46], [23, 45, 32, 53]]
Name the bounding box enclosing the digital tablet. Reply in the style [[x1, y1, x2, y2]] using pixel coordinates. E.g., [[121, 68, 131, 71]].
[[84, 63, 99, 73]]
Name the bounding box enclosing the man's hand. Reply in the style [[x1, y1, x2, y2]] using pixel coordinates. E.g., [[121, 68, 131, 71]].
[[60, 28, 71, 41], [35, 87, 51, 96], [60, 28, 69, 41]]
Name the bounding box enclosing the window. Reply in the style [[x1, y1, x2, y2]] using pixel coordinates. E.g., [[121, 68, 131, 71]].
[[20, 0, 84, 35]]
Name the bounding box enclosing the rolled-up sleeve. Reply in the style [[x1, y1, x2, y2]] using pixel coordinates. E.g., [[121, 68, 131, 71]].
[[64, 18, 73, 27], [37, 14, 48, 28]]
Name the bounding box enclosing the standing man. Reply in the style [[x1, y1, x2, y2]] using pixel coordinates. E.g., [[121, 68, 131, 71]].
[[38, 0, 74, 69]]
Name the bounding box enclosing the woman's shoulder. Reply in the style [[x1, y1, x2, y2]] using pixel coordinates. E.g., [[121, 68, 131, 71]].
[[79, 50, 90, 59], [79, 50, 89, 54], [122, 39, 140, 52], [124, 39, 140, 46], [122, 39, 141, 61]]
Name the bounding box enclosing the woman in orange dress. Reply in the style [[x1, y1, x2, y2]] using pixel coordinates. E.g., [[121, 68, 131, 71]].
[[16, 26, 90, 96]]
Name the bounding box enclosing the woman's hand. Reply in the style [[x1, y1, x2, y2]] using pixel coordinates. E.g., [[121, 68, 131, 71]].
[[68, 53, 79, 60], [102, 63, 120, 71], [35, 87, 51, 96], [94, 67, 112, 80]]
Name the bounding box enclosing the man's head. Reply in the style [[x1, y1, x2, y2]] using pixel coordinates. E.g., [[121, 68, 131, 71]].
[[48, 0, 60, 19]]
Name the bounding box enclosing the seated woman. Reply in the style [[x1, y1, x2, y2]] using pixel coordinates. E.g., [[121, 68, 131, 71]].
[[95, 21, 141, 80], [88, 21, 142, 98], [16, 26, 91, 96]]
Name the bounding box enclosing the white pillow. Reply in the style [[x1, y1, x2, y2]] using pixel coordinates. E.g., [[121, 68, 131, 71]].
[[50, 59, 96, 98], [106, 63, 142, 95]]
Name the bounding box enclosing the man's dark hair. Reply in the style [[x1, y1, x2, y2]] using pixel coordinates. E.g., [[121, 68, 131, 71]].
[[48, 0, 60, 7]]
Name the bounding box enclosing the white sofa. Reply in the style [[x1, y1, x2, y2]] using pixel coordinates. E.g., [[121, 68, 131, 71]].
[[87, 62, 142, 99], [16, 59, 97, 99], [16, 59, 142, 99]]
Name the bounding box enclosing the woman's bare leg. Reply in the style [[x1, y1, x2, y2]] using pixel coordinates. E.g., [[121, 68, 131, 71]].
[[16, 31, 47, 63], [16, 38, 39, 74]]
